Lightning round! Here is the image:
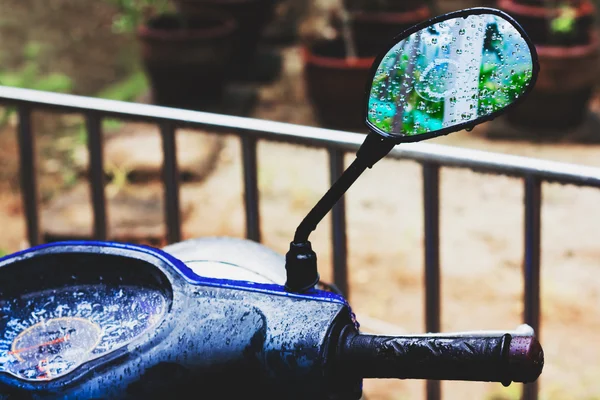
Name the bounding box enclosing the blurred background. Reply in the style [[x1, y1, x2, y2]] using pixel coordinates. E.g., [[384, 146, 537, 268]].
[[1, 0, 600, 398]]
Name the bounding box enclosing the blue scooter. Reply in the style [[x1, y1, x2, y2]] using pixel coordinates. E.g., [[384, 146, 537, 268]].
[[0, 8, 543, 399]]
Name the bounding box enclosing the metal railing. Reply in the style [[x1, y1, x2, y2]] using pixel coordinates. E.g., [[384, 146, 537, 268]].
[[2, 85, 600, 400]]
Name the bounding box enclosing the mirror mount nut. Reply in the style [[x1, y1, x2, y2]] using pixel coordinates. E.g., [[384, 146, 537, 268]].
[[284, 241, 320, 293]]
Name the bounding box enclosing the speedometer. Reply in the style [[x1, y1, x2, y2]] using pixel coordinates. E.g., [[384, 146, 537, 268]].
[[0, 285, 167, 381]]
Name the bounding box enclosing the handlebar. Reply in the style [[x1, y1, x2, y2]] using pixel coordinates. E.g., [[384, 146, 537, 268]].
[[337, 326, 544, 385]]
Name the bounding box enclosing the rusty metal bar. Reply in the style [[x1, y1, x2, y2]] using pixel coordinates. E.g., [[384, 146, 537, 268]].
[[241, 136, 260, 242], [423, 162, 441, 400], [523, 176, 542, 400], [85, 113, 108, 241], [16, 106, 40, 246], [329, 148, 348, 297], [160, 121, 181, 244]]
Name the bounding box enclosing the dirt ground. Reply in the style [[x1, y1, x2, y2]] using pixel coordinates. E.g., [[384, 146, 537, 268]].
[[1, 3, 600, 398]]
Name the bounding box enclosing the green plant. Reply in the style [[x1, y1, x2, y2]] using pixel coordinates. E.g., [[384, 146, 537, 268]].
[[72, 71, 149, 146], [0, 42, 73, 127], [96, 70, 148, 101], [109, 0, 174, 33], [550, 3, 577, 34]]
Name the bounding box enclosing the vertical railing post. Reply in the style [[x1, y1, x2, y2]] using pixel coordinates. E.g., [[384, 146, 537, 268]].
[[17, 105, 40, 246], [241, 136, 261, 242], [160, 121, 181, 244], [86, 113, 108, 240], [329, 148, 348, 297], [523, 176, 542, 400], [423, 162, 441, 400]]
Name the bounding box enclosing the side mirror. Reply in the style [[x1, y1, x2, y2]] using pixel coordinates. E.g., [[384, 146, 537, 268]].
[[366, 8, 538, 142], [285, 8, 539, 293]]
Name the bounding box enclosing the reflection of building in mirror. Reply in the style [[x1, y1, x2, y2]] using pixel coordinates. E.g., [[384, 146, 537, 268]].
[[367, 13, 534, 138]]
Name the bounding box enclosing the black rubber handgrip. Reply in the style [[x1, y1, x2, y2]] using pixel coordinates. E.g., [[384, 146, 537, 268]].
[[338, 329, 544, 385]]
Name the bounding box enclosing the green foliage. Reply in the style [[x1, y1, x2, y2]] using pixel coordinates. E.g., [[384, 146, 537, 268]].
[[0, 248, 6, 258], [75, 71, 149, 145], [96, 70, 148, 102], [368, 39, 447, 136], [0, 41, 73, 127], [550, 4, 577, 34], [108, 0, 174, 33], [0, 42, 73, 92]]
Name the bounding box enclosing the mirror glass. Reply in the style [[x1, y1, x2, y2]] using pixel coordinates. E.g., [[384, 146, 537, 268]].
[[367, 12, 535, 139]]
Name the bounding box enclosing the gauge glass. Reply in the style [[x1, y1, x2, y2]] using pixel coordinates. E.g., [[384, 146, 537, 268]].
[[0, 285, 167, 381]]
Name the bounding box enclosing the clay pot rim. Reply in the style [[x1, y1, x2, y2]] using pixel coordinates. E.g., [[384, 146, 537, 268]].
[[350, 6, 431, 24], [137, 11, 237, 41], [302, 46, 375, 70], [498, 0, 595, 18], [536, 32, 599, 58]]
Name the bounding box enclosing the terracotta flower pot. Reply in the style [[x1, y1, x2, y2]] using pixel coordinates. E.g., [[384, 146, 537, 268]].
[[174, 0, 277, 76], [496, 0, 599, 134], [137, 12, 237, 110], [505, 37, 600, 131], [303, 40, 375, 132], [498, 0, 595, 46], [349, 6, 431, 57]]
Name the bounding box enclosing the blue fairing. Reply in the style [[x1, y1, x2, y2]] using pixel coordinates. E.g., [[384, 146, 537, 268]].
[[0, 240, 348, 305]]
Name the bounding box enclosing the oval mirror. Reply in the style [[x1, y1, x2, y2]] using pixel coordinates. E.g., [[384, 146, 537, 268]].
[[366, 8, 539, 142]]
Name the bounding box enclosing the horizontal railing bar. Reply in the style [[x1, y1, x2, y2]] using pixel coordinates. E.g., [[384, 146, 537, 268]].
[[2, 86, 600, 188]]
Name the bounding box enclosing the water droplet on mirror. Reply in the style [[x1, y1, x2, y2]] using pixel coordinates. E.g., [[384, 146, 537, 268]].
[[459, 29, 466, 35]]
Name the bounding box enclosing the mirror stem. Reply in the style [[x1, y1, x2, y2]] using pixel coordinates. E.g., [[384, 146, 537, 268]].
[[285, 132, 395, 293], [293, 158, 366, 243]]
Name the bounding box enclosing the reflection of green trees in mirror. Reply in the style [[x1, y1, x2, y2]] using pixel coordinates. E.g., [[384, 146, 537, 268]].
[[367, 14, 534, 137], [368, 42, 445, 135]]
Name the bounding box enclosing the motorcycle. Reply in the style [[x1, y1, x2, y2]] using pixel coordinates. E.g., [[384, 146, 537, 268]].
[[0, 8, 543, 400]]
